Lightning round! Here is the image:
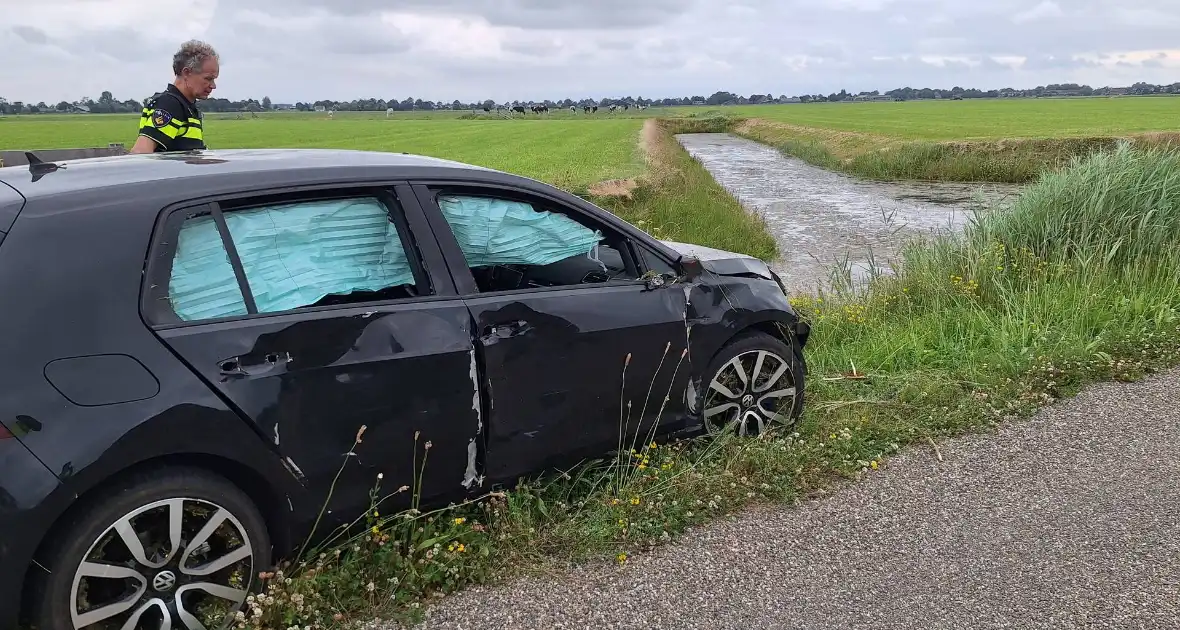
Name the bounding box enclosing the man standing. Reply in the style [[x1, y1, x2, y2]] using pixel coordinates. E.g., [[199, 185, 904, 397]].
[[130, 40, 219, 153]]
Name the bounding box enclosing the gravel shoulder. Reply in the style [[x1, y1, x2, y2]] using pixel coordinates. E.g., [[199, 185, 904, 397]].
[[396, 367, 1180, 630]]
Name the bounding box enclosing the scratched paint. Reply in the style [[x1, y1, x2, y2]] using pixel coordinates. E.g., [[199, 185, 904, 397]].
[[282, 457, 306, 482], [463, 347, 484, 489]]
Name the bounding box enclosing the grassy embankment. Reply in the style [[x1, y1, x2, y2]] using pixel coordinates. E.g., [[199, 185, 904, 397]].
[[221, 120, 1180, 628], [678, 97, 1180, 183]]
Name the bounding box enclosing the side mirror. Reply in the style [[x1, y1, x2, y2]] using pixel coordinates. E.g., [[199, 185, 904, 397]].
[[678, 256, 705, 281]]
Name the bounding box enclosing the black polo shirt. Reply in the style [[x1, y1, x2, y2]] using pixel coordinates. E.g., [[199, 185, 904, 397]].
[[138, 84, 206, 152]]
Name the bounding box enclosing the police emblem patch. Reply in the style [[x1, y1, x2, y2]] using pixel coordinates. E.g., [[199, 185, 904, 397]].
[[152, 110, 172, 127]]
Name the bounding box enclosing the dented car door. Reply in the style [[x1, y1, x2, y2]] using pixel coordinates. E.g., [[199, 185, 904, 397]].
[[464, 283, 691, 482], [409, 182, 693, 484], [144, 184, 483, 524]]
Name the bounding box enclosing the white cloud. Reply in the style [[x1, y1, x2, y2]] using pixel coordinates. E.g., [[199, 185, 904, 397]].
[[1013, 1, 1064, 24], [1, 0, 1178, 105]]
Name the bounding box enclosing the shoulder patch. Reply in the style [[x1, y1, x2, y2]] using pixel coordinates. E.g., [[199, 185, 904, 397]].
[[152, 109, 173, 127]]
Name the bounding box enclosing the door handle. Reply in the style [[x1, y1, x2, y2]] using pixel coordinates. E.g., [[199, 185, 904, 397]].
[[218, 352, 290, 377], [483, 320, 530, 339]]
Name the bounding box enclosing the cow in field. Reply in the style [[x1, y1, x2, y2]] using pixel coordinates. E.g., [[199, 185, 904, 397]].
[[511, 105, 527, 114], [531, 105, 549, 114]]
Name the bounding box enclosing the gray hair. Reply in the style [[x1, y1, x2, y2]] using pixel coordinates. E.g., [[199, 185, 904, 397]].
[[172, 40, 218, 76]]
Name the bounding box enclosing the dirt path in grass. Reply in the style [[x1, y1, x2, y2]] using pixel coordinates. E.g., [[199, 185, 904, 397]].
[[395, 367, 1180, 629]]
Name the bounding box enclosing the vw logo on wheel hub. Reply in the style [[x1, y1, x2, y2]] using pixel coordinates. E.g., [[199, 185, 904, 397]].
[[152, 570, 177, 592], [741, 394, 755, 408]]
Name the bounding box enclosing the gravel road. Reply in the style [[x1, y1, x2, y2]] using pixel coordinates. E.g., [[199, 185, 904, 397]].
[[400, 368, 1180, 630]]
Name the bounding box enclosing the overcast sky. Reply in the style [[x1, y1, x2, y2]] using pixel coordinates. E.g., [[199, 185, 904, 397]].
[[3, 0, 1178, 104]]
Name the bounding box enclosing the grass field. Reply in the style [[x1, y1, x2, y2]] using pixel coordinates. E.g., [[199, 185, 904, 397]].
[[725, 96, 1180, 140], [0, 114, 648, 193], [8, 97, 1178, 186], [714, 97, 1180, 182]]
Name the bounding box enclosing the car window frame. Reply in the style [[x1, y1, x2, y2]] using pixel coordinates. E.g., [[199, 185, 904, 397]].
[[629, 239, 680, 277], [142, 182, 450, 329], [409, 180, 668, 298]]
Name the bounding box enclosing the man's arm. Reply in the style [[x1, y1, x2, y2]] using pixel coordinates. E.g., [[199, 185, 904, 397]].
[[134, 97, 185, 153], [129, 135, 159, 154]]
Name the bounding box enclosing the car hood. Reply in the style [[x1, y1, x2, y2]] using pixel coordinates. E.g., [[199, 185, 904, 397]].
[[659, 240, 775, 280]]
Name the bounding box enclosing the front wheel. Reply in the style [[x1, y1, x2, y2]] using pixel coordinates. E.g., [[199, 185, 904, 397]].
[[27, 467, 271, 630], [698, 330, 805, 436]]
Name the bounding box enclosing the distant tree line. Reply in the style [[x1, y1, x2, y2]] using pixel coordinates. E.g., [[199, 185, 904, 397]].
[[0, 91, 143, 115], [3, 81, 1179, 115]]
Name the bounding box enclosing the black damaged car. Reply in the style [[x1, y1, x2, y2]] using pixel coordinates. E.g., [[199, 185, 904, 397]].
[[0, 148, 808, 629]]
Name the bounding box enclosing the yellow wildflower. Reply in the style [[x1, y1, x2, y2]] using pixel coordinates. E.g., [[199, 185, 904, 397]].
[[454, 517, 466, 525]]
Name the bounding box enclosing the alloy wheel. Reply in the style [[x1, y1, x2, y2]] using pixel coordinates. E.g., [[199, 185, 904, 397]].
[[69, 497, 255, 630], [703, 349, 797, 436]]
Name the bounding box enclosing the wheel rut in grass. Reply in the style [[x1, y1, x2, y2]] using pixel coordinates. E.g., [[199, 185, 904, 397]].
[[675, 133, 1022, 294]]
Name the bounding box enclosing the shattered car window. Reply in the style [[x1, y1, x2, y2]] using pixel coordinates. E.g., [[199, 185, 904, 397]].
[[169, 197, 416, 320], [436, 194, 604, 268]]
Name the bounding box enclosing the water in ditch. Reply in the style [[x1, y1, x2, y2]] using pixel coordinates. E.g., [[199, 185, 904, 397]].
[[675, 133, 1024, 295]]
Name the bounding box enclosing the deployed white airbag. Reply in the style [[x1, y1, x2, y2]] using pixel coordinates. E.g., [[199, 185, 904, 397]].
[[169, 197, 414, 320], [437, 194, 603, 268]]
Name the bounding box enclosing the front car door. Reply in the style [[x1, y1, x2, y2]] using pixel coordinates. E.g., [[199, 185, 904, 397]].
[[409, 181, 692, 484], [142, 183, 482, 526]]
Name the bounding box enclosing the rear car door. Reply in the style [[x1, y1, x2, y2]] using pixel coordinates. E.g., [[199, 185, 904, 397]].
[[410, 182, 692, 483], [142, 183, 483, 523]]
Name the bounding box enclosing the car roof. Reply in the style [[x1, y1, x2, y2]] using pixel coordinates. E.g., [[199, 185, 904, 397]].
[[0, 148, 508, 201]]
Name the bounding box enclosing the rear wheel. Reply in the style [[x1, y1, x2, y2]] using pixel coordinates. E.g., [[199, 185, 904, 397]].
[[28, 467, 271, 630], [698, 330, 805, 436]]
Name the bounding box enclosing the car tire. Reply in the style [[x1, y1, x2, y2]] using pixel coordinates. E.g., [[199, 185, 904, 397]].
[[696, 329, 805, 436], [26, 466, 271, 630]]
